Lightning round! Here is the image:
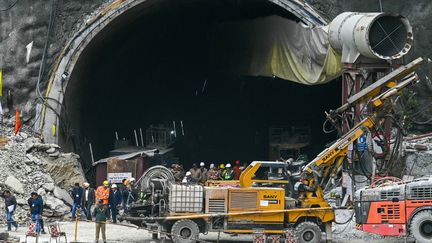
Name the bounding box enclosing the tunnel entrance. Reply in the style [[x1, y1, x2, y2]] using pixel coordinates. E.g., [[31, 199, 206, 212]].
[[59, 0, 340, 172]]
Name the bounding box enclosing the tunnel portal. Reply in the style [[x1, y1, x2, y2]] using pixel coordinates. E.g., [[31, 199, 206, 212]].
[[56, 0, 340, 170]]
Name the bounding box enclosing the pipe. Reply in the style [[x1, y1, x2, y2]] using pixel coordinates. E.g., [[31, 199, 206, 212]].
[[328, 12, 413, 63]]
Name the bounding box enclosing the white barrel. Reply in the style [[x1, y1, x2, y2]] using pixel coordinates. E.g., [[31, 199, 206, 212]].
[[328, 12, 413, 61]]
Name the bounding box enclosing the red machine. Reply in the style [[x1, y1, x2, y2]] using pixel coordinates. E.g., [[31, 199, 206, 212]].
[[356, 177, 432, 243]]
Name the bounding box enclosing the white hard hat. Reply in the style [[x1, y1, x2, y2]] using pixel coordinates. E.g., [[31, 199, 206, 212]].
[[200, 162, 205, 167], [210, 163, 215, 169], [111, 184, 117, 189], [83, 182, 90, 187], [129, 177, 136, 182], [226, 163, 232, 168], [186, 171, 192, 176]]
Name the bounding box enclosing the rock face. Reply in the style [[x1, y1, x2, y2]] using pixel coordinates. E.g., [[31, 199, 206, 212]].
[[0, 0, 107, 121], [45, 153, 86, 190], [4, 176, 24, 194], [45, 195, 70, 215], [53, 186, 73, 205]]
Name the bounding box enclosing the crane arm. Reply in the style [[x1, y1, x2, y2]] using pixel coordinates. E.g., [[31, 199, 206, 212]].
[[302, 58, 423, 193]]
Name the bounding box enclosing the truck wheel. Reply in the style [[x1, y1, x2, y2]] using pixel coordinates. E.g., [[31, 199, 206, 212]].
[[411, 210, 432, 243], [171, 219, 200, 243], [295, 222, 321, 243]]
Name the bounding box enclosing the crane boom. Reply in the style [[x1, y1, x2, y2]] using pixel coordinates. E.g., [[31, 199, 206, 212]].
[[300, 58, 423, 204]]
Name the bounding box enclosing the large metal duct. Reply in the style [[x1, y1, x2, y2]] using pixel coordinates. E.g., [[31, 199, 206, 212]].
[[328, 12, 413, 63]]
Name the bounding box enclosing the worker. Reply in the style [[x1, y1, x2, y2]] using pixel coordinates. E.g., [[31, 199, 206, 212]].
[[71, 182, 83, 219], [218, 164, 225, 175], [189, 163, 202, 182], [199, 162, 208, 184], [109, 184, 122, 223], [94, 199, 108, 243], [207, 164, 220, 180], [96, 180, 110, 205], [234, 160, 241, 180], [1, 190, 18, 231], [129, 177, 136, 187], [29, 192, 44, 234], [81, 182, 95, 220], [173, 164, 185, 182], [122, 180, 137, 208], [221, 163, 234, 180], [182, 171, 196, 184]]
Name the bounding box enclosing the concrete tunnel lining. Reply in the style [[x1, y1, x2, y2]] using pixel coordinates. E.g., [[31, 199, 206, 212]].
[[41, 0, 340, 168]]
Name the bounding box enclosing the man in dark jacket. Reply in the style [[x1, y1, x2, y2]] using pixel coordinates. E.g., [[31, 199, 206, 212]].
[[29, 192, 44, 233], [1, 190, 18, 231], [81, 182, 95, 220], [109, 184, 122, 223], [71, 183, 83, 219]]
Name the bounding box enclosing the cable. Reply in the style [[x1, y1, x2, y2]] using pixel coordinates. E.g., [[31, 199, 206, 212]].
[[0, 0, 19, 11]]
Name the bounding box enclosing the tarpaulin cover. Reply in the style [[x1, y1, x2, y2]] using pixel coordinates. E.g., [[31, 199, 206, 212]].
[[211, 15, 342, 85]]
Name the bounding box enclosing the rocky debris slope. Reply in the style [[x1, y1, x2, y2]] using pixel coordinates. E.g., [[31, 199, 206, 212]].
[[403, 134, 432, 177], [0, 128, 86, 224]]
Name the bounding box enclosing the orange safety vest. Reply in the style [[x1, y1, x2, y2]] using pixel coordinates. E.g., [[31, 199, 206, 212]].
[[95, 186, 110, 205]]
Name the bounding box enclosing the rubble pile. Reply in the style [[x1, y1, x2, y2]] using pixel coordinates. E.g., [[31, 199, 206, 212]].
[[403, 134, 432, 177], [0, 128, 86, 224]]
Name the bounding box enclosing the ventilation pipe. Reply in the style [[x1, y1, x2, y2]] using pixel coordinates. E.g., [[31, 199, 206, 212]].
[[328, 12, 413, 63]]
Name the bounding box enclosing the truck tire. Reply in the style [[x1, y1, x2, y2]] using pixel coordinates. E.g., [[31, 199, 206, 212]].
[[171, 219, 200, 243], [295, 222, 321, 243], [411, 210, 432, 243]]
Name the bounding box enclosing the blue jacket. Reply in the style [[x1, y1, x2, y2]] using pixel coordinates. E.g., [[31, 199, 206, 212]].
[[109, 189, 122, 206], [31, 196, 43, 215]]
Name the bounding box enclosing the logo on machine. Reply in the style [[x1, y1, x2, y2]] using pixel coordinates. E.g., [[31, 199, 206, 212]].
[[322, 150, 335, 161], [263, 195, 278, 199]]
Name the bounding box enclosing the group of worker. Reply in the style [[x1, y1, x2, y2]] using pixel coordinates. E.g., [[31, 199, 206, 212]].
[[68, 177, 138, 242], [170, 160, 246, 184]]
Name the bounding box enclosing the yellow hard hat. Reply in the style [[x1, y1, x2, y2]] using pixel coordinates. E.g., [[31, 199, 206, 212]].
[[103, 180, 109, 186], [219, 164, 225, 169]]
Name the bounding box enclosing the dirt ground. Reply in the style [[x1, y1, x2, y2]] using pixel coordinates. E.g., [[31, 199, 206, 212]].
[[4, 216, 411, 243]]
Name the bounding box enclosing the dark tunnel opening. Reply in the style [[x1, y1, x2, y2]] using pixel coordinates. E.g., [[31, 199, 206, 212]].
[[60, 0, 341, 177]]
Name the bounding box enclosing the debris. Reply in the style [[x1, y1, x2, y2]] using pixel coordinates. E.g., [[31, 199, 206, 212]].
[[5, 175, 24, 194], [0, 124, 86, 223], [53, 186, 73, 205]]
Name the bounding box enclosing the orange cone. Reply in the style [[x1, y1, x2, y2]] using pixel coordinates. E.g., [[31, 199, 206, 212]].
[[14, 109, 21, 135]]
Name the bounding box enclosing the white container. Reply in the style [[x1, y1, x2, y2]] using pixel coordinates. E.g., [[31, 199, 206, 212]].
[[169, 184, 204, 213]]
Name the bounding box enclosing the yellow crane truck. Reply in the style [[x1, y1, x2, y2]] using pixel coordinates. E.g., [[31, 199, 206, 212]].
[[119, 57, 424, 243]]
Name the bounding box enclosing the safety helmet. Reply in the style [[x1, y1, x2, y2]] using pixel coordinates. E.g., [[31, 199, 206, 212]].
[[129, 177, 136, 182], [103, 180, 109, 186], [186, 171, 192, 176], [200, 162, 205, 167], [219, 164, 225, 169], [210, 163, 215, 169], [111, 184, 117, 189], [83, 182, 90, 187], [226, 163, 232, 168]]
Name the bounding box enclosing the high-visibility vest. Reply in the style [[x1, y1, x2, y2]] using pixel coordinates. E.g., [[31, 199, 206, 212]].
[[95, 186, 110, 205]]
